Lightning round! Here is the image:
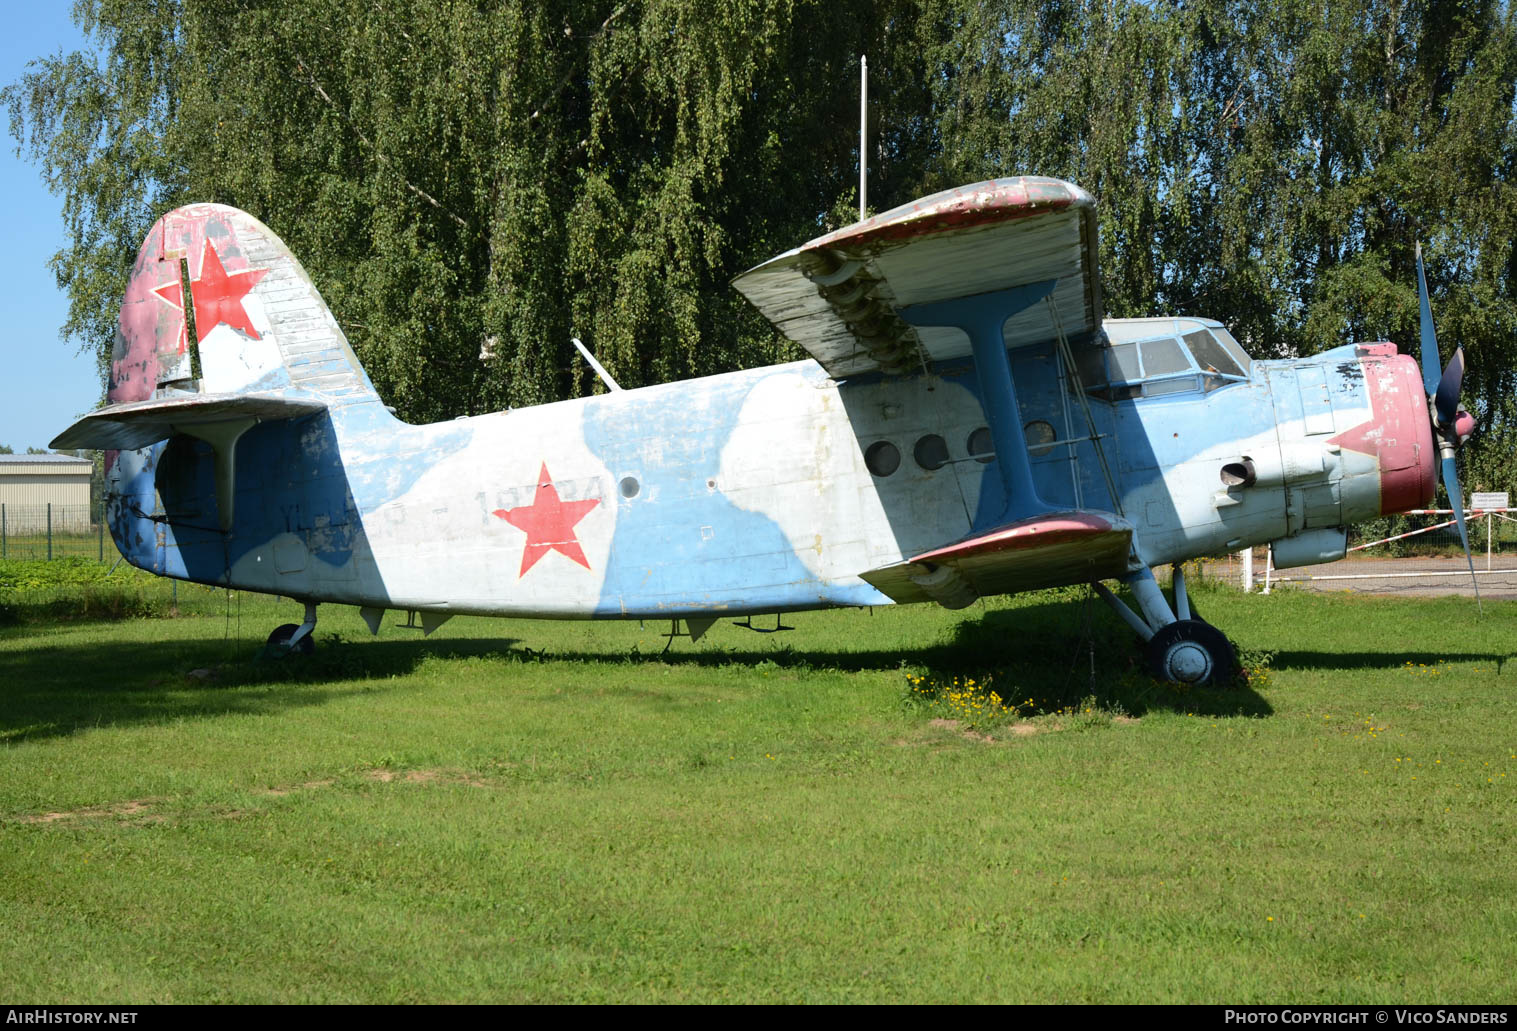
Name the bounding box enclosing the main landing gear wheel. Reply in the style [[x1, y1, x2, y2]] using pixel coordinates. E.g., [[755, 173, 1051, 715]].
[[1144, 619, 1236, 685], [267, 623, 315, 656]]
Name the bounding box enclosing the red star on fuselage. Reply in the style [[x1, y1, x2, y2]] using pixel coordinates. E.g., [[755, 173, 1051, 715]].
[[493, 463, 601, 577], [154, 239, 268, 344]]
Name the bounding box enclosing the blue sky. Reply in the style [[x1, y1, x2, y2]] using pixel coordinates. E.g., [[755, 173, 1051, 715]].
[[1, 7, 95, 452]]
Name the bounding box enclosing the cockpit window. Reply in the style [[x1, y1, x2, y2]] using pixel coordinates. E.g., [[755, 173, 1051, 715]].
[[1106, 343, 1141, 382], [1140, 337, 1192, 376], [1142, 377, 1196, 397], [1184, 329, 1246, 378], [1209, 327, 1252, 375], [1082, 326, 1250, 402]]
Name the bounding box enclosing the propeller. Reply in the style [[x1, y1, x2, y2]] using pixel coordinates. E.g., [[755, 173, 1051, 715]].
[[1416, 242, 1480, 610]]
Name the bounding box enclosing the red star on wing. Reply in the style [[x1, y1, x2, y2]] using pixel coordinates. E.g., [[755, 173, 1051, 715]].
[[493, 463, 601, 577], [154, 239, 268, 344]]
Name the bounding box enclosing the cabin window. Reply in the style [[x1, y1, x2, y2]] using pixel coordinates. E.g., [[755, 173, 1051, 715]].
[[865, 440, 900, 477], [913, 434, 949, 471], [619, 476, 641, 498], [966, 427, 994, 463], [1024, 420, 1057, 456]]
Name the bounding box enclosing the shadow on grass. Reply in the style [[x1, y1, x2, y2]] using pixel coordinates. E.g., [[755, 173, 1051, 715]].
[[22, 588, 1507, 740], [0, 634, 520, 743], [0, 595, 1268, 740], [546, 599, 1282, 719]]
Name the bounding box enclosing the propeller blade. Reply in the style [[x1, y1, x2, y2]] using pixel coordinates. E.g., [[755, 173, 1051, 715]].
[[1441, 454, 1481, 612], [1434, 344, 1465, 428], [1417, 242, 1441, 397]]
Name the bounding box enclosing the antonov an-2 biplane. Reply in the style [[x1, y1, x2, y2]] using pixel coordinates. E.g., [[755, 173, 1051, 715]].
[[54, 177, 1478, 683]]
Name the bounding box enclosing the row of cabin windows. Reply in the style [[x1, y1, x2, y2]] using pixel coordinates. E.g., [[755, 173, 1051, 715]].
[[865, 429, 992, 478], [864, 423, 1058, 478]]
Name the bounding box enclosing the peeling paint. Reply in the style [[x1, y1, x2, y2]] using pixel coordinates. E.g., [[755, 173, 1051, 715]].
[[68, 196, 1441, 628]]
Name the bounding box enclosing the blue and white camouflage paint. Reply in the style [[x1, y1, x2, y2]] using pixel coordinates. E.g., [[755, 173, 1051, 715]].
[[55, 182, 1438, 662]]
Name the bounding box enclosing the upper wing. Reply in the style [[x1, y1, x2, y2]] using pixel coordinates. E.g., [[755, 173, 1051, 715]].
[[732, 177, 1103, 378]]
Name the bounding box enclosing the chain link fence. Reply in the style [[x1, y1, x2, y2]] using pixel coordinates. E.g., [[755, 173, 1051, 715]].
[[0, 503, 117, 563], [1209, 509, 1517, 596], [0, 502, 220, 624]]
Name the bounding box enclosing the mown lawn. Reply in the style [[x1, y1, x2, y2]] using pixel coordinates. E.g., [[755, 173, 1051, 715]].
[[1, 575, 1513, 1002]]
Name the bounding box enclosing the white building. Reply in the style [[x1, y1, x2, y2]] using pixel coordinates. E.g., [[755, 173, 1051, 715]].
[[0, 454, 94, 533]]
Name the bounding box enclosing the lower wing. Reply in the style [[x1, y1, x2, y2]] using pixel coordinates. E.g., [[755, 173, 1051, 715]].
[[860, 510, 1133, 608]]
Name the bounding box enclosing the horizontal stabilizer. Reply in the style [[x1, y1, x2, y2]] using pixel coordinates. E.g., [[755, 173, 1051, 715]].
[[860, 510, 1133, 607], [51, 390, 328, 451]]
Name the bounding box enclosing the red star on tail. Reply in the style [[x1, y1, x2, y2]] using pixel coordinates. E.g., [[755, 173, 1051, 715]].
[[493, 463, 601, 577], [154, 239, 268, 344]]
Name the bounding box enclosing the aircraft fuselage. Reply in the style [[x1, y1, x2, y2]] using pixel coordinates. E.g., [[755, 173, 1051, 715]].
[[105, 322, 1433, 620]]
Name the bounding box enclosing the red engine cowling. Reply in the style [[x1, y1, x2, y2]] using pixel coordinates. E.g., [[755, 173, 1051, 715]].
[[1327, 350, 1436, 516]]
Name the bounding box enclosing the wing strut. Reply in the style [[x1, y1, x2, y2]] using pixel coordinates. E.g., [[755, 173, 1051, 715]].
[[1047, 298, 1125, 519], [175, 417, 257, 532], [899, 282, 1058, 525]]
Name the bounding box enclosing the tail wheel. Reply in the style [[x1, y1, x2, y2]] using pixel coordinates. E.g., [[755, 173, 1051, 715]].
[[267, 623, 315, 655], [1144, 619, 1237, 685]]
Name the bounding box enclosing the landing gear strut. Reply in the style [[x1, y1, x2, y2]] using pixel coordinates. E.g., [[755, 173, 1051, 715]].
[[1093, 564, 1238, 685], [267, 601, 318, 655]]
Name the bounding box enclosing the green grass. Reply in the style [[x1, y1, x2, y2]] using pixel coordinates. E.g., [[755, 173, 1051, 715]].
[[0, 557, 200, 625], [1, 579, 1514, 1002]]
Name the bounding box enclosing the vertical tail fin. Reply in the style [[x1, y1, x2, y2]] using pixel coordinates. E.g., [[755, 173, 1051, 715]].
[[53, 204, 386, 532], [108, 202, 379, 407]]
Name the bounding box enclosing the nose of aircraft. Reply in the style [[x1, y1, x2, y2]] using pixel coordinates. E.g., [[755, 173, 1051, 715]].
[[1326, 349, 1437, 516], [1378, 352, 1440, 515]]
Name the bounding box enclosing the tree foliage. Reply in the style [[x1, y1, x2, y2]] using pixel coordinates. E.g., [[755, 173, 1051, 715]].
[[7, 1, 1516, 488]]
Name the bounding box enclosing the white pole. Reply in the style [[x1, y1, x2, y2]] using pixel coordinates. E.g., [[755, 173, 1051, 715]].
[[859, 54, 868, 221], [1241, 546, 1254, 593], [1262, 545, 1273, 595]]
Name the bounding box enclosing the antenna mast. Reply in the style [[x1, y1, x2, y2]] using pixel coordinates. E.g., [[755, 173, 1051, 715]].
[[859, 54, 868, 220]]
